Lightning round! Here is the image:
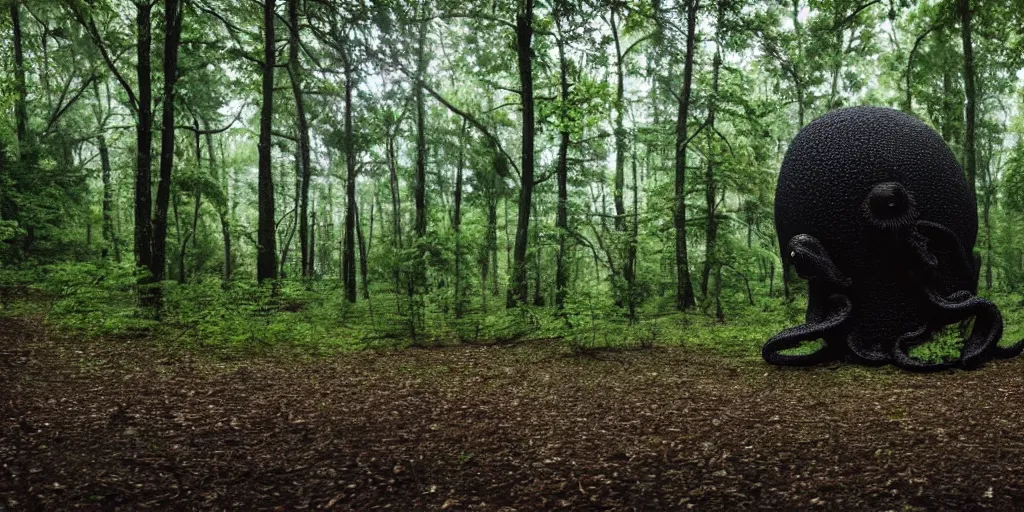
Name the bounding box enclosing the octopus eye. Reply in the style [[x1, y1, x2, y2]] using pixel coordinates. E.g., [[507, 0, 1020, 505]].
[[862, 181, 918, 230]]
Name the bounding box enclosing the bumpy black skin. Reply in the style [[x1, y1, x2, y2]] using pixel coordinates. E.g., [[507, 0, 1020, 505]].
[[766, 106, 1023, 370]]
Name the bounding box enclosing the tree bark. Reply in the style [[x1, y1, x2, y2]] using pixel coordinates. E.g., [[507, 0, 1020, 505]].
[[531, 202, 544, 306], [673, 0, 698, 310], [453, 120, 467, 317], [92, 80, 117, 262], [386, 130, 404, 291], [507, 0, 536, 308], [356, 200, 369, 299], [701, 49, 721, 299], [625, 148, 639, 321], [610, 5, 626, 232], [309, 203, 316, 277], [412, 19, 429, 295], [287, 0, 313, 278], [135, 3, 155, 280], [280, 149, 301, 277], [959, 0, 977, 197], [178, 118, 203, 284], [342, 55, 357, 302], [554, 14, 571, 310], [152, 0, 184, 285], [257, 0, 279, 283], [11, 0, 28, 149], [488, 199, 499, 295]]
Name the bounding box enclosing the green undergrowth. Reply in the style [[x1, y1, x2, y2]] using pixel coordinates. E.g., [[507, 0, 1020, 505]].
[[4, 263, 1023, 362]]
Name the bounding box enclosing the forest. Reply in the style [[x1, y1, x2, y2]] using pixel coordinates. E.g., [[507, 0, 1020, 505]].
[[1, 0, 1023, 352], [4, 0, 1024, 509]]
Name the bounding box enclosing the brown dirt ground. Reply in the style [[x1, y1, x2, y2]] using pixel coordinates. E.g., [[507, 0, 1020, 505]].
[[4, 316, 1024, 511]]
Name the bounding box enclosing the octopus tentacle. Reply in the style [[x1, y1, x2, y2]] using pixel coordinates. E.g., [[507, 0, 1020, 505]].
[[763, 293, 851, 366], [924, 289, 1004, 369], [844, 328, 890, 365], [788, 234, 852, 289], [994, 339, 1024, 359], [915, 220, 977, 280], [891, 325, 954, 372]]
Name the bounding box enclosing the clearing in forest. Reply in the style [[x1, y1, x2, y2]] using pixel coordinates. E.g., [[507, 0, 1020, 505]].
[[3, 315, 1024, 511]]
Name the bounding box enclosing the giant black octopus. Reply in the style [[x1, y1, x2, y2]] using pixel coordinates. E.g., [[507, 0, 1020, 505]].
[[764, 106, 1023, 371]]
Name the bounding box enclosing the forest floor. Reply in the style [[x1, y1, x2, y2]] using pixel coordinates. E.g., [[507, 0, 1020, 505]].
[[4, 315, 1024, 511]]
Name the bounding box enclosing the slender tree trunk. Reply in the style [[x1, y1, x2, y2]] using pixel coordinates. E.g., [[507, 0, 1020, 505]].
[[487, 199, 499, 296], [413, 21, 428, 243], [93, 80, 116, 262], [172, 194, 182, 282], [507, 0, 536, 308], [179, 120, 203, 284], [673, 0, 698, 310], [386, 132, 404, 291], [531, 202, 544, 307], [203, 128, 231, 282], [257, 0, 278, 282], [152, 0, 183, 286], [280, 149, 301, 277], [135, 3, 155, 279], [11, 0, 28, 150], [940, 37, 957, 146], [625, 148, 639, 321], [309, 203, 316, 278], [792, 0, 805, 128], [98, 134, 116, 261], [412, 19, 429, 297], [342, 57, 357, 302], [959, 0, 977, 197], [453, 120, 467, 318], [554, 16, 571, 310], [982, 145, 993, 291], [287, 0, 312, 278], [178, 193, 200, 284], [610, 6, 626, 232], [701, 50, 721, 299], [356, 201, 369, 299]]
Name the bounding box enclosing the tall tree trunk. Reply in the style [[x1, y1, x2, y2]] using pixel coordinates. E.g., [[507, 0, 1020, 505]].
[[172, 194, 182, 282], [257, 0, 278, 282], [342, 56, 358, 302], [152, 0, 184, 286], [982, 142, 993, 291], [386, 132, 404, 291], [135, 3, 155, 279], [610, 5, 626, 232], [554, 15, 571, 310], [99, 134, 116, 261], [453, 120, 467, 318], [412, 19, 429, 295], [791, 0, 805, 128], [673, 0, 698, 310], [959, 0, 977, 197], [204, 128, 231, 282], [179, 119, 203, 284], [11, 0, 28, 150], [309, 203, 316, 277], [220, 212, 232, 281], [940, 42, 958, 146], [701, 50, 721, 299], [531, 202, 544, 307], [280, 149, 302, 277], [487, 199, 499, 296], [356, 201, 369, 299], [93, 77, 116, 261], [287, 0, 312, 278], [507, 0, 536, 308], [625, 149, 639, 321]]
